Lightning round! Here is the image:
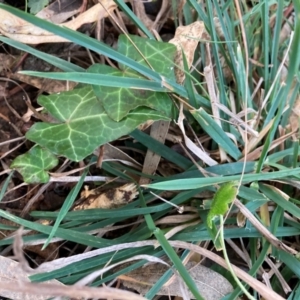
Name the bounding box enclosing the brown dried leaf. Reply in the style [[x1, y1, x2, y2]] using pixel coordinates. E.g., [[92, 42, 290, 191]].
[[75, 183, 138, 210], [139, 120, 170, 185], [0, 53, 15, 73], [0, 256, 63, 300], [36, 0, 84, 24], [0, 0, 117, 44], [289, 94, 300, 132], [169, 21, 207, 84], [119, 261, 233, 300]]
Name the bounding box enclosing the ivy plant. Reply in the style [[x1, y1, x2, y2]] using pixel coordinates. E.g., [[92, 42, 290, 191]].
[[10, 146, 58, 183], [11, 34, 177, 182]]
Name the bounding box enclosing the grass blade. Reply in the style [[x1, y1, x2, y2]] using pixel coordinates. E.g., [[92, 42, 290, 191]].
[[42, 168, 88, 249], [0, 36, 84, 72], [145, 167, 300, 190]]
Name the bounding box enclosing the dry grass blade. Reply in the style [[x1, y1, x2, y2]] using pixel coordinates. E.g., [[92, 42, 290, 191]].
[[139, 120, 170, 185], [36, 240, 285, 300], [177, 103, 218, 165], [2, 228, 148, 300], [264, 256, 292, 294], [0, 281, 146, 300], [234, 199, 297, 255]]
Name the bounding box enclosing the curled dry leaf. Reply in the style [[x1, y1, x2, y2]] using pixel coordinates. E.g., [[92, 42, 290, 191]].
[[169, 21, 207, 84], [35, 0, 85, 24], [75, 183, 138, 210], [0, 0, 117, 44], [169, 21, 217, 165]]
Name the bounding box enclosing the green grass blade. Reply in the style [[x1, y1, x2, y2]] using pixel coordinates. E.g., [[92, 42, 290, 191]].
[[292, 139, 300, 168], [130, 129, 192, 170], [0, 171, 14, 202], [191, 108, 242, 160], [267, 147, 300, 164], [139, 190, 204, 300], [0, 209, 113, 247], [182, 50, 197, 108], [154, 229, 204, 300], [0, 36, 84, 72], [113, 0, 154, 39], [19, 71, 168, 91], [261, 0, 270, 91], [288, 283, 300, 300], [270, 0, 284, 81], [174, 226, 300, 242], [213, 0, 240, 97], [279, 249, 300, 278], [186, 0, 208, 24], [0, 4, 160, 81], [259, 184, 300, 219], [228, 242, 270, 299], [32, 247, 159, 283], [262, 84, 285, 127], [145, 167, 300, 190], [42, 168, 89, 249], [287, 2, 300, 92], [183, 2, 193, 24], [31, 188, 204, 221], [206, 0, 227, 110], [257, 89, 286, 172]]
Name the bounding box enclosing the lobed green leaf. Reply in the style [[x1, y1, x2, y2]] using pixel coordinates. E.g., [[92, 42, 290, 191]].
[[10, 146, 58, 183]]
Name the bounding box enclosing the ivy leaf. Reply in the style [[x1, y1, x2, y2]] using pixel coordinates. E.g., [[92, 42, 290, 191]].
[[118, 34, 177, 80], [10, 146, 58, 183], [207, 182, 238, 229], [26, 85, 170, 161], [90, 64, 174, 121]]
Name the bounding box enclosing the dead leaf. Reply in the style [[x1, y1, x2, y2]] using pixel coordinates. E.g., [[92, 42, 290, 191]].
[[0, 53, 15, 73], [36, 0, 84, 24], [0, 255, 63, 300], [169, 21, 207, 84], [176, 103, 218, 166], [119, 261, 234, 300], [75, 183, 138, 210], [130, 0, 154, 34], [0, 1, 117, 44], [170, 22, 218, 165], [139, 120, 170, 185], [289, 93, 300, 132], [99, 143, 142, 169]]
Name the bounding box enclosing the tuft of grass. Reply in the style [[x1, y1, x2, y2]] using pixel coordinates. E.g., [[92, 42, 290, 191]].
[[0, 1, 299, 299]]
